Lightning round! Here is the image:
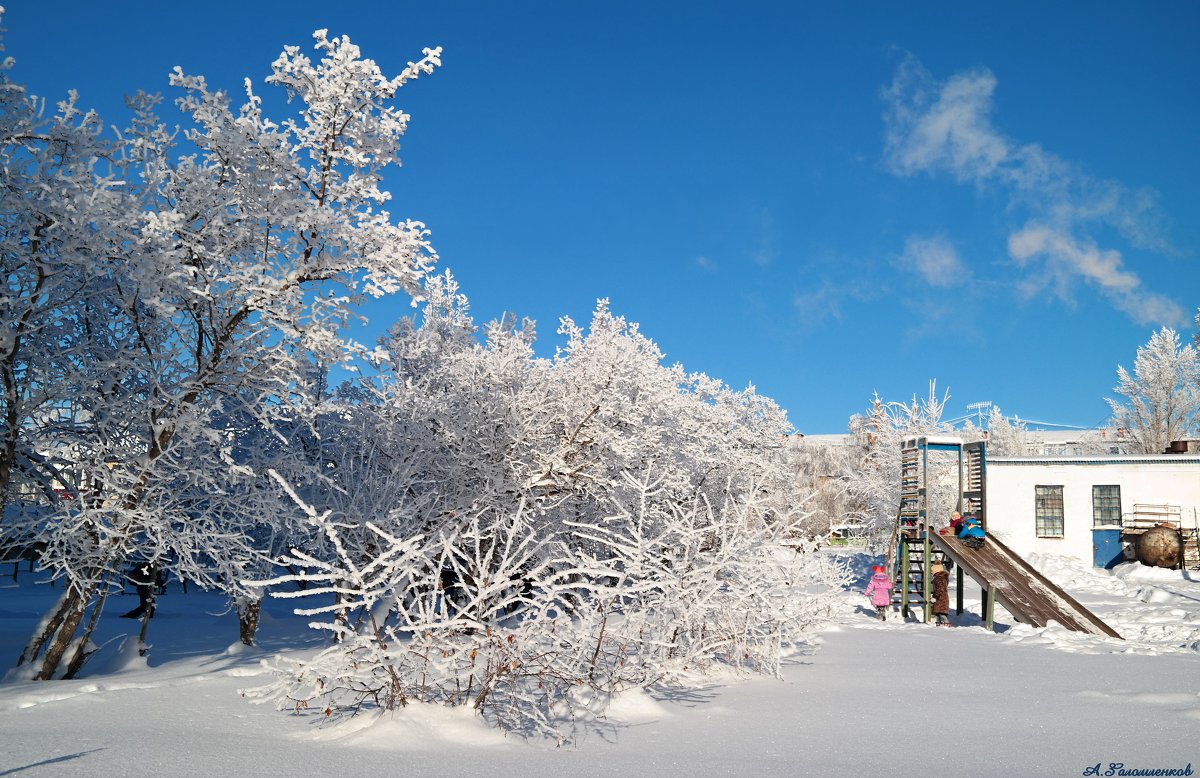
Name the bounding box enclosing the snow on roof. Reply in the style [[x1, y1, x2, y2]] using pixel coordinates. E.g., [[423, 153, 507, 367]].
[[989, 455, 1200, 466], [920, 435, 964, 445], [792, 433, 854, 446]]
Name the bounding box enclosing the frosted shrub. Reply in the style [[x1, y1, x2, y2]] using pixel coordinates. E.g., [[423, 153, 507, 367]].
[[237, 270, 851, 742], [569, 471, 849, 684], [249, 497, 601, 740], [250, 470, 848, 743]]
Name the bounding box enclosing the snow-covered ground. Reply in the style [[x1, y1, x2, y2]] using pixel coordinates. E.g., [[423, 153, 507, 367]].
[[2, 554, 1198, 776]]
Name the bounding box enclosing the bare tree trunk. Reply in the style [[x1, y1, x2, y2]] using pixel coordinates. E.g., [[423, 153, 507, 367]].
[[28, 559, 115, 680], [332, 587, 349, 643], [135, 578, 157, 657], [237, 597, 261, 647], [64, 587, 111, 679], [34, 587, 87, 680], [0, 401, 17, 518]]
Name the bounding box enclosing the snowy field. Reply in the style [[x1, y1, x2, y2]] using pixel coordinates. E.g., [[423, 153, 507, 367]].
[[2, 554, 1198, 777]]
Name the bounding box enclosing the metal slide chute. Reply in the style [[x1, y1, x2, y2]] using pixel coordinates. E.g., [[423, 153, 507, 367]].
[[930, 531, 1122, 639]]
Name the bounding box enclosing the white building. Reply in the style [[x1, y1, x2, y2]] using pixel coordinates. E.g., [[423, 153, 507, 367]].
[[1017, 428, 1127, 456], [985, 454, 1200, 568]]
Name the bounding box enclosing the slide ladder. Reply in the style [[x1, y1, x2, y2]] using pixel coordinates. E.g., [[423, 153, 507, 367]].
[[892, 535, 927, 618], [890, 437, 957, 621]]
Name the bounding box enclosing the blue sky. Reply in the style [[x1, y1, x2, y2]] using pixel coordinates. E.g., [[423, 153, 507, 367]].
[[6, 2, 1198, 432]]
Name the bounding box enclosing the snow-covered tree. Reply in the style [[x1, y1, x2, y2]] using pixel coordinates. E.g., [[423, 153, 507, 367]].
[[1106, 327, 1200, 454], [3, 13, 847, 729], [6, 25, 442, 679], [982, 406, 1029, 457], [528, 301, 798, 545], [345, 291, 807, 591], [784, 435, 857, 538], [846, 381, 955, 533]]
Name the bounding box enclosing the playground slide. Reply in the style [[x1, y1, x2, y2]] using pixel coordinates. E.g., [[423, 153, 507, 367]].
[[930, 531, 1122, 639]]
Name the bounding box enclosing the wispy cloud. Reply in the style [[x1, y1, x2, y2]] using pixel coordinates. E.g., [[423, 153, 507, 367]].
[[793, 274, 878, 327], [1008, 225, 1186, 325], [899, 234, 967, 287], [883, 64, 1007, 182], [751, 207, 777, 267], [793, 283, 847, 324], [882, 53, 1185, 327], [694, 255, 718, 273], [752, 246, 776, 267]]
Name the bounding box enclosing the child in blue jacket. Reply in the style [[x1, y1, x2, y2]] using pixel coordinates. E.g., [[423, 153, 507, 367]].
[[958, 515, 985, 549]]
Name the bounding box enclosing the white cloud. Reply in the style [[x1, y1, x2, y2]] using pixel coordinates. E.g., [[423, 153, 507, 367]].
[[694, 255, 718, 273], [900, 235, 966, 287], [882, 53, 1183, 326], [1007, 224, 1187, 327], [883, 61, 1008, 182]]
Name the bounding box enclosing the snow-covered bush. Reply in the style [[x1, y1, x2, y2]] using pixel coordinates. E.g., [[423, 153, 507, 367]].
[[245, 279, 846, 742], [250, 467, 847, 742], [566, 470, 846, 683], [250, 497, 592, 740]]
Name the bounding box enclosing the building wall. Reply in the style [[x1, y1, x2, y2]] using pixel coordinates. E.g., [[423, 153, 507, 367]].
[[984, 457, 1200, 565]]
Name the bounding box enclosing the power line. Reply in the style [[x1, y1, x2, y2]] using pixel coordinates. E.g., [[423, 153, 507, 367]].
[[1019, 419, 1091, 430]]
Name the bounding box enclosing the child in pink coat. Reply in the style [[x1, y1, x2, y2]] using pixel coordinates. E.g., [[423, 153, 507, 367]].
[[864, 565, 894, 621]]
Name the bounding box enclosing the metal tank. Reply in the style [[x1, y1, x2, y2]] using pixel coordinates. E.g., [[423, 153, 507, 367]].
[[1135, 526, 1184, 569]]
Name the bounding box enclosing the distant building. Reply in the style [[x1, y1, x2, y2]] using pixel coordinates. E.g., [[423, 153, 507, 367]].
[[1015, 428, 1130, 457], [985, 452, 1200, 569]]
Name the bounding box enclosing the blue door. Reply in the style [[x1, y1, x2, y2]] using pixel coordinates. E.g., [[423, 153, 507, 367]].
[[1092, 529, 1124, 569]]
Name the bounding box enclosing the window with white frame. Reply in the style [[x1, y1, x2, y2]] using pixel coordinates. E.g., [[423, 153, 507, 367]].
[[1035, 485, 1064, 538], [1092, 485, 1122, 528]]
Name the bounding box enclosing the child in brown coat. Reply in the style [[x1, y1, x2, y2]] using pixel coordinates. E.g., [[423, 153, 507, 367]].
[[931, 561, 951, 626]]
